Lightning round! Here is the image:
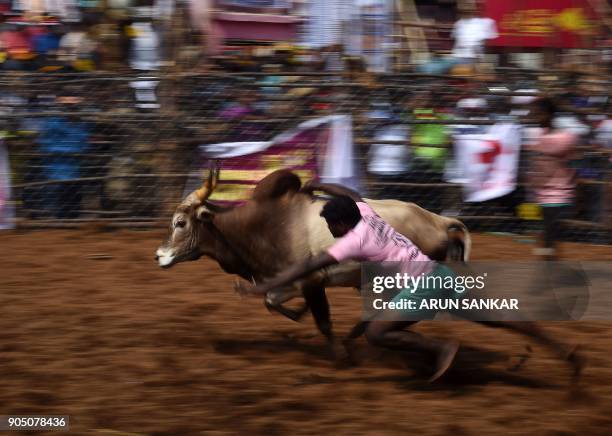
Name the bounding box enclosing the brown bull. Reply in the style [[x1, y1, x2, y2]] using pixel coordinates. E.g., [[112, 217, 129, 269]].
[[155, 165, 472, 345]]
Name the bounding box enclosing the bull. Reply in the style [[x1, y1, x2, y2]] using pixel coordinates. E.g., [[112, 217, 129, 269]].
[[155, 164, 471, 347]]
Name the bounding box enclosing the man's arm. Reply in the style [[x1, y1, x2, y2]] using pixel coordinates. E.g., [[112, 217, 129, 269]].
[[235, 252, 338, 296], [301, 181, 363, 202]]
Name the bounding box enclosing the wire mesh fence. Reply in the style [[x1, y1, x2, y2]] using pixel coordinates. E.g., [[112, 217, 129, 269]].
[[2, 70, 610, 244]]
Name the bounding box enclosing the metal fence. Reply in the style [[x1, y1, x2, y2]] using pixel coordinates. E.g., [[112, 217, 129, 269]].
[[2, 70, 610, 244]]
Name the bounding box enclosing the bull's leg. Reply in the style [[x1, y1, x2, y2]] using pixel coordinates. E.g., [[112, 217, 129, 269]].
[[341, 320, 369, 366], [346, 321, 369, 341], [264, 286, 310, 322], [302, 284, 347, 362], [302, 284, 333, 341]]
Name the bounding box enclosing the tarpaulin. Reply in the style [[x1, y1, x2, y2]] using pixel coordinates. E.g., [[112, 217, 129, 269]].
[[484, 0, 600, 48]]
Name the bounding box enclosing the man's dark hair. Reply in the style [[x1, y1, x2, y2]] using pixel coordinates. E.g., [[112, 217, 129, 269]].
[[320, 195, 362, 228], [535, 96, 557, 116]]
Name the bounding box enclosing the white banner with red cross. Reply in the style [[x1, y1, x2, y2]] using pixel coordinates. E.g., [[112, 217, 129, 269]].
[[450, 123, 522, 202]]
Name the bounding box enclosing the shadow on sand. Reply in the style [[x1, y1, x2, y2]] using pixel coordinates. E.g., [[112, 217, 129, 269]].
[[212, 334, 562, 393]]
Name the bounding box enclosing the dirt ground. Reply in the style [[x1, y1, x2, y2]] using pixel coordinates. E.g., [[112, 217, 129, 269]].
[[1, 229, 612, 435]]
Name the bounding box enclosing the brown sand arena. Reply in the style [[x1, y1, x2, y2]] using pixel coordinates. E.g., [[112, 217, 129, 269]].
[[1, 229, 612, 435]]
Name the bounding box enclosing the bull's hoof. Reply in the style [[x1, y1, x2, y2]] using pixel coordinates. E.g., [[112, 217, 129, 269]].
[[265, 288, 302, 305], [264, 299, 309, 322]]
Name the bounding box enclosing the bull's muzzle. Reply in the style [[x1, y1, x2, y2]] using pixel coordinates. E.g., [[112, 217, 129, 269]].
[[155, 247, 176, 268]]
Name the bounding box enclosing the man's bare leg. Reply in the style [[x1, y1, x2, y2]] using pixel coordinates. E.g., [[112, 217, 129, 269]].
[[477, 320, 585, 376], [365, 320, 459, 382]]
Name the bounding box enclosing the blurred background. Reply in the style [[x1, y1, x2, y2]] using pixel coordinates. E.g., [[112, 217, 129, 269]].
[[0, 0, 610, 242], [0, 1, 611, 434]]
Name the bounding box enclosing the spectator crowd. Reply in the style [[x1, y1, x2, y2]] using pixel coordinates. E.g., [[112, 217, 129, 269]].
[[0, 7, 168, 72], [1, 67, 608, 238]]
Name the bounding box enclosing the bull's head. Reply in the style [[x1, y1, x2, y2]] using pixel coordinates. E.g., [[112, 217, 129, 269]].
[[155, 162, 220, 268]]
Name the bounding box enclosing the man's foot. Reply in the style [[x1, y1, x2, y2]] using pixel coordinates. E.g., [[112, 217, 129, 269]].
[[429, 341, 459, 382]]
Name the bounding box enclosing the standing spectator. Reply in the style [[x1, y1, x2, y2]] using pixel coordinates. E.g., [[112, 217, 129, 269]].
[[1, 22, 35, 70], [0, 22, 7, 69], [29, 22, 61, 70], [409, 91, 451, 182], [323, 44, 344, 72], [595, 117, 612, 151], [450, 4, 497, 69], [527, 97, 578, 260], [597, 117, 612, 228], [129, 18, 160, 71], [581, 115, 612, 224], [58, 23, 98, 71], [366, 99, 410, 193], [37, 95, 91, 219]]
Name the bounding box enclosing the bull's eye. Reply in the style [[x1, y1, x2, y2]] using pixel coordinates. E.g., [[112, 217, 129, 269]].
[[175, 220, 186, 229]]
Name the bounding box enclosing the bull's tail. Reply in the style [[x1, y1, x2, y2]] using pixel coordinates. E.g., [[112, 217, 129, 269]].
[[447, 221, 472, 262]]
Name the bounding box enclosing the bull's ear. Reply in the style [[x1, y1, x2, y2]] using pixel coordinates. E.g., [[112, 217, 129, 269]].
[[195, 205, 214, 221]]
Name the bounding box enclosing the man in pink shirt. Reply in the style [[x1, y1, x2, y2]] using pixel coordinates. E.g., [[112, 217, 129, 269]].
[[528, 97, 577, 260], [235, 181, 460, 381], [236, 181, 584, 381]]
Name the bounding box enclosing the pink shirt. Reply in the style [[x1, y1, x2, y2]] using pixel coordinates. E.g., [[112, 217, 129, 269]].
[[527, 129, 577, 205], [327, 202, 432, 275]]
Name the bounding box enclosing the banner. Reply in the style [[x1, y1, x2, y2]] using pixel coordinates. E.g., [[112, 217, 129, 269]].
[[448, 123, 521, 203], [484, 0, 600, 48], [0, 137, 15, 230], [184, 115, 358, 205]]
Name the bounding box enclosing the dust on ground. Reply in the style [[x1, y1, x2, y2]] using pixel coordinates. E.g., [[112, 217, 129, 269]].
[[1, 230, 612, 435]]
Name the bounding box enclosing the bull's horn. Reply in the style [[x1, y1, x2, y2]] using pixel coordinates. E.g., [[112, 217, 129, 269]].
[[195, 160, 220, 202]]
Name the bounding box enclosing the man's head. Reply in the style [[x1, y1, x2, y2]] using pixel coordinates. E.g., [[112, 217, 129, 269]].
[[459, 4, 478, 19], [320, 195, 362, 237], [532, 96, 557, 128]]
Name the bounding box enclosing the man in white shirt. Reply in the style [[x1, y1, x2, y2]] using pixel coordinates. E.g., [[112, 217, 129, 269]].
[[451, 5, 498, 64], [57, 23, 98, 70], [129, 20, 160, 71], [367, 105, 410, 178]]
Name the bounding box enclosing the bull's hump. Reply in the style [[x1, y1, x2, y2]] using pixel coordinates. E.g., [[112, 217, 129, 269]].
[[251, 170, 302, 202]]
